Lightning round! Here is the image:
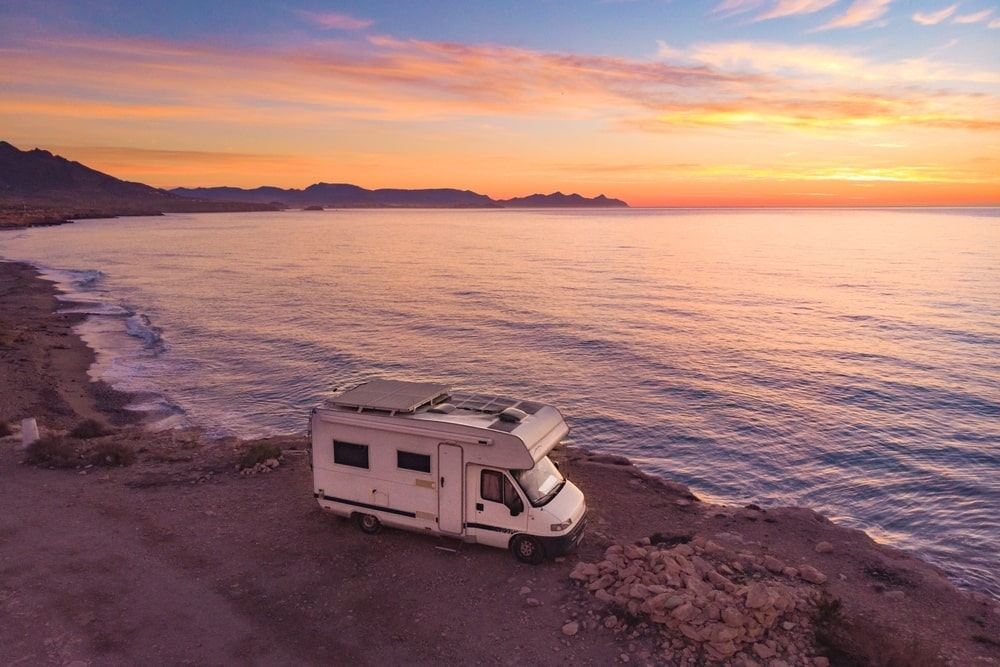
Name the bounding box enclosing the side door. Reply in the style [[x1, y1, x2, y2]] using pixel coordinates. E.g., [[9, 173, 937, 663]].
[[468, 468, 529, 549], [438, 443, 464, 534]]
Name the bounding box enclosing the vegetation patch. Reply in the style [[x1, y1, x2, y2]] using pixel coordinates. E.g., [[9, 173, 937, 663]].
[[70, 418, 113, 439], [812, 594, 947, 666], [88, 441, 137, 467], [0, 421, 12, 437], [237, 442, 283, 470], [23, 435, 79, 468]]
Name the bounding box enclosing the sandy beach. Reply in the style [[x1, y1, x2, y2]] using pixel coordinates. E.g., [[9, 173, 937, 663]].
[[2, 260, 998, 666]]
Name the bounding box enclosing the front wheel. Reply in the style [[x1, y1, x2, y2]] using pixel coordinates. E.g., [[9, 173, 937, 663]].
[[355, 513, 382, 535], [510, 534, 545, 565]]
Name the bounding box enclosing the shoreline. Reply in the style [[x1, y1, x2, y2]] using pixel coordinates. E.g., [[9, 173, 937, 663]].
[[2, 259, 998, 665]]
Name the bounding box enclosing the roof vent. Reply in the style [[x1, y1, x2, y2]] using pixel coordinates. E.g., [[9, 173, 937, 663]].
[[428, 403, 456, 414], [498, 407, 527, 423]]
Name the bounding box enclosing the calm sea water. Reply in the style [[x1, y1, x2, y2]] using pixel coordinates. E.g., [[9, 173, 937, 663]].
[[2, 208, 998, 596]]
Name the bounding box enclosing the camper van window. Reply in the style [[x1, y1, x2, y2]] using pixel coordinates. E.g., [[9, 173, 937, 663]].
[[481, 469, 521, 510], [512, 456, 565, 506], [333, 440, 369, 469], [397, 450, 431, 473], [481, 469, 503, 502]]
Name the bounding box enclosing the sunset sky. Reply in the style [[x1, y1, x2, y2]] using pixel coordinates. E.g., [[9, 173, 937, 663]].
[[2, 0, 998, 207]]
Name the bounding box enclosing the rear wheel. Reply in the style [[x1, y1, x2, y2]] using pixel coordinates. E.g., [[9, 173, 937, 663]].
[[510, 534, 545, 565], [355, 513, 382, 535]]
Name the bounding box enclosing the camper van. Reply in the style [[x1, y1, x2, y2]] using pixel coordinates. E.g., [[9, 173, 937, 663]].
[[310, 379, 587, 563]]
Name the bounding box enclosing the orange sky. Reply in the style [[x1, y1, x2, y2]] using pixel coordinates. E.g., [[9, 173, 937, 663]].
[[1, 1, 998, 207]]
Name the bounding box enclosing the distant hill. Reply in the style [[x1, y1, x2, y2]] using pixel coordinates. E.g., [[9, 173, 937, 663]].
[[0, 141, 276, 228], [0, 140, 176, 203], [171, 185, 629, 209], [0, 139, 628, 228], [499, 192, 627, 208], [171, 183, 499, 208]]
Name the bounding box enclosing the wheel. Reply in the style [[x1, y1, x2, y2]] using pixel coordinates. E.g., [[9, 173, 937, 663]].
[[510, 534, 545, 565], [355, 513, 382, 535]]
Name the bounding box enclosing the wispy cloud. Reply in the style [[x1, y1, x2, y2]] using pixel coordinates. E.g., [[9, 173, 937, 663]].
[[814, 0, 893, 30], [913, 5, 958, 25], [990, 18, 1000, 28], [754, 0, 839, 21], [2, 31, 998, 147], [953, 8, 995, 24], [296, 11, 373, 31], [713, 0, 766, 17]]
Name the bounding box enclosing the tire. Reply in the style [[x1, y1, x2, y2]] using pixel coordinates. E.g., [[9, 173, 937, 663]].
[[355, 513, 382, 535], [510, 534, 545, 565]]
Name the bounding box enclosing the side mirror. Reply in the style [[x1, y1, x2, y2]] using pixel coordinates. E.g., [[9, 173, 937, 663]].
[[508, 494, 524, 517]]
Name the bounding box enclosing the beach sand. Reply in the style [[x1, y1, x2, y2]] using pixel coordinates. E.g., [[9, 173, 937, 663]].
[[2, 260, 998, 666]]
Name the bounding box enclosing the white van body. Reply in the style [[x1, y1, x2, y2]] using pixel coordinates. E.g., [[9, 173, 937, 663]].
[[310, 379, 587, 563]]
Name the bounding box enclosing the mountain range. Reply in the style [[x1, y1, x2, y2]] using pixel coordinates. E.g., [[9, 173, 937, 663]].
[[0, 140, 626, 228], [171, 184, 627, 209]]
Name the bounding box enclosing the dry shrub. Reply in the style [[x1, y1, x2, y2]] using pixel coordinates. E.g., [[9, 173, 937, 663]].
[[238, 442, 282, 470], [88, 440, 137, 467], [70, 418, 112, 439], [0, 421, 12, 437], [23, 435, 79, 468], [813, 594, 948, 667]]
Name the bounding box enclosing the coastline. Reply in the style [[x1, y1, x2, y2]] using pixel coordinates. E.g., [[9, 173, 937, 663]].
[[2, 259, 998, 665]]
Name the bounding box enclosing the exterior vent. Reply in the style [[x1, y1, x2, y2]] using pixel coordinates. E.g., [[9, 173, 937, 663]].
[[428, 403, 456, 414], [499, 407, 527, 423]]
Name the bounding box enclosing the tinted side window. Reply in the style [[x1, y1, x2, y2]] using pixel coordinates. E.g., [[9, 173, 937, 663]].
[[397, 450, 431, 473], [333, 440, 369, 469]]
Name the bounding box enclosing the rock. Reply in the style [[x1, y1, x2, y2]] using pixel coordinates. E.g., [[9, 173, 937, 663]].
[[745, 582, 771, 609], [764, 555, 785, 573], [708, 639, 739, 658], [570, 562, 600, 580], [671, 601, 696, 621], [815, 541, 834, 554], [624, 544, 647, 560], [561, 621, 579, 636], [588, 574, 616, 591], [519, 586, 532, 595], [753, 641, 776, 659], [798, 565, 827, 585]]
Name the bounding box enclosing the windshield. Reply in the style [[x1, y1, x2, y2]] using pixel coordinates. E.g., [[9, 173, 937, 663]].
[[512, 456, 565, 506]]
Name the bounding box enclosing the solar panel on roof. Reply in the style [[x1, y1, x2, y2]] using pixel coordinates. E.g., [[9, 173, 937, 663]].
[[448, 392, 519, 414], [332, 380, 450, 413]]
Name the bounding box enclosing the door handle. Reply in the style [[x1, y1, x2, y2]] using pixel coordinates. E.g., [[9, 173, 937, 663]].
[[440, 477, 445, 487]]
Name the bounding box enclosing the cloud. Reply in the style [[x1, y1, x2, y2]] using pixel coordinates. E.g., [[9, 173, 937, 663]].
[[2, 29, 998, 147], [990, 18, 1000, 28], [753, 0, 839, 21], [712, 0, 766, 16], [953, 8, 994, 24], [913, 5, 958, 25], [814, 0, 893, 30], [296, 11, 373, 31], [655, 40, 685, 60]]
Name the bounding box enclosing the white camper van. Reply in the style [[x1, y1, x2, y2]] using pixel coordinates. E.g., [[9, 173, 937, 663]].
[[310, 379, 587, 563]]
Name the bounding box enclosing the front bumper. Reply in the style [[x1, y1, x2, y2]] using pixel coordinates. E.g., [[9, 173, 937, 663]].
[[538, 509, 588, 558]]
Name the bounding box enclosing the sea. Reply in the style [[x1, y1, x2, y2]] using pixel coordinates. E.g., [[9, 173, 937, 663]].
[[1, 207, 997, 597]]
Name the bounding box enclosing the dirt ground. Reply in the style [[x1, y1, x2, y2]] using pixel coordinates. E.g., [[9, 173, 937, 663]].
[[2, 261, 999, 666]]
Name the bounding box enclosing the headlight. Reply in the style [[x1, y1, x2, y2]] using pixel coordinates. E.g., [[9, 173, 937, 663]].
[[550, 518, 573, 532]]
